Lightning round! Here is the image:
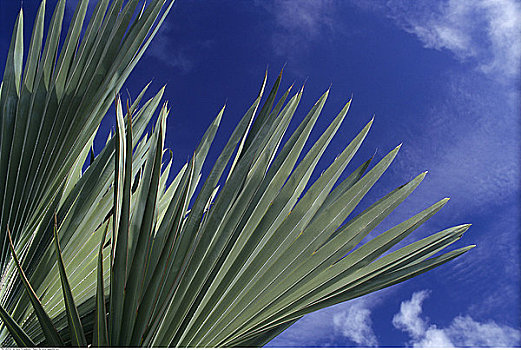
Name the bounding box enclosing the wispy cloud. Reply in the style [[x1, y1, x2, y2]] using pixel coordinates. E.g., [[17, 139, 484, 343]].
[[385, 0, 521, 82], [394, 72, 519, 209], [393, 290, 521, 347], [388, 68, 519, 320], [263, 0, 521, 81], [341, 1, 520, 214], [145, 19, 215, 75], [374, 1, 520, 336], [145, 21, 191, 74], [147, 35, 195, 75], [257, 0, 336, 56], [270, 0, 334, 35]]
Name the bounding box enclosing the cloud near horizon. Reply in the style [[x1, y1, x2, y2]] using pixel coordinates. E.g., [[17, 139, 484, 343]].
[[393, 290, 521, 347], [267, 293, 384, 347], [332, 299, 378, 347]]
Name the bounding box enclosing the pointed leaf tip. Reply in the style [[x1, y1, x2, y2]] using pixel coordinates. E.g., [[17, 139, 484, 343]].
[[432, 197, 450, 210], [454, 224, 472, 236], [280, 63, 287, 76], [439, 197, 450, 205], [362, 118, 374, 132]]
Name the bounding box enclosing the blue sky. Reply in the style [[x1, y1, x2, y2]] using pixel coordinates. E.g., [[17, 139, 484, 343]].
[[0, 0, 520, 347]]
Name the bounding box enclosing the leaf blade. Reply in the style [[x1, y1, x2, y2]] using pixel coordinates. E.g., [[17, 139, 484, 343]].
[[53, 215, 87, 347], [0, 302, 35, 347], [6, 227, 64, 346], [93, 221, 109, 347]]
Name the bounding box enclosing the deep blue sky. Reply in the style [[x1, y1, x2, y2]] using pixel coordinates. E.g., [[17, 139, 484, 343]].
[[1, 0, 520, 347]]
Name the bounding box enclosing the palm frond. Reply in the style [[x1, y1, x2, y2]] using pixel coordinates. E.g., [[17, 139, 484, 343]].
[[0, 0, 174, 343]]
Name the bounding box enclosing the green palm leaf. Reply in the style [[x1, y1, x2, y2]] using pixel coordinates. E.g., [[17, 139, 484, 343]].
[[0, 303, 35, 347], [6, 226, 63, 346], [93, 221, 109, 347], [0, 1, 174, 342], [53, 215, 87, 347]]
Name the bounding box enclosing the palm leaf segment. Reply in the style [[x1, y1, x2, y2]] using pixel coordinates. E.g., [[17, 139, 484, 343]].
[[0, 0, 474, 347]]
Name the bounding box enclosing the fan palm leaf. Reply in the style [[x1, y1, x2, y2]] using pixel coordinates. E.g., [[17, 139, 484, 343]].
[[0, 0, 174, 343]]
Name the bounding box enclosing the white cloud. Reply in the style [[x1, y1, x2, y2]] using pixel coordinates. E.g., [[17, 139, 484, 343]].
[[282, 0, 521, 81], [149, 41, 195, 74], [390, 67, 519, 223], [393, 290, 521, 347], [257, 0, 336, 56], [267, 292, 384, 347], [392, 290, 430, 339], [271, 0, 334, 36], [414, 328, 454, 347], [145, 21, 195, 75], [448, 315, 521, 347], [386, 0, 521, 81], [475, 0, 521, 77], [332, 300, 378, 346]]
